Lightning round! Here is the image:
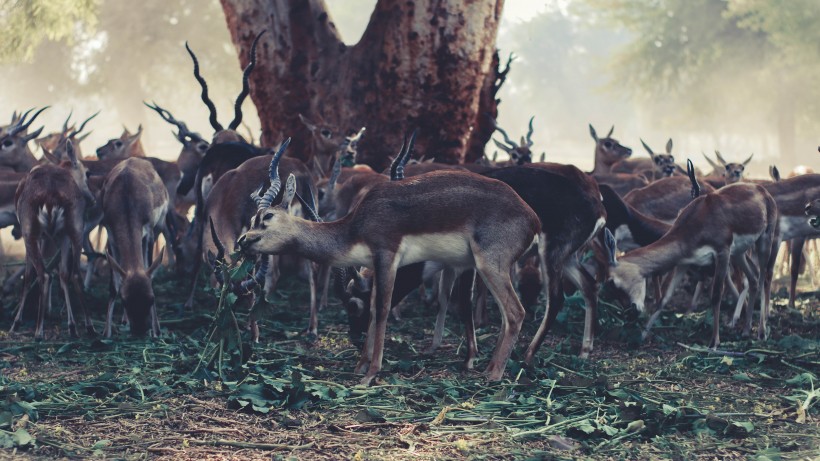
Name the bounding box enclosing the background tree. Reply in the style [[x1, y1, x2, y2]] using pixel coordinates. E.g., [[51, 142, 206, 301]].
[[219, 0, 505, 168], [579, 0, 820, 167]]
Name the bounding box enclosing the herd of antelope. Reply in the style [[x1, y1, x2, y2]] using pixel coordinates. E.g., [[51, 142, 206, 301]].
[[2, 31, 818, 385]]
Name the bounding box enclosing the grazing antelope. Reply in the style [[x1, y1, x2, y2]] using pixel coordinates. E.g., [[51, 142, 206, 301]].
[[101, 158, 169, 337], [639, 138, 680, 180], [606, 181, 779, 347], [95, 125, 145, 160], [10, 140, 94, 339], [200, 144, 317, 336], [0, 107, 49, 172], [490, 116, 534, 166], [237, 147, 541, 384], [624, 176, 717, 223], [144, 101, 210, 212]]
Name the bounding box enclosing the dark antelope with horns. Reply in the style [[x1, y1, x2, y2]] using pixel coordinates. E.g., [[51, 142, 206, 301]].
[[489, 115, 534, 166]]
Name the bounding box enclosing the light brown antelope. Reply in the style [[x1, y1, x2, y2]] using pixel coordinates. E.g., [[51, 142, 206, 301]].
[[606, 181, 779, 347], [624, 176, 717, 223], [95, 125, 145, 160], [701, 151, 754, 188], [101, 158, 169, 337], [489, 116, 534, 166], [10, 140, 95, 339], [201, 148, 317, 335], [237, 150, 541, 384], [299, 114, 365, 177], [639, 138, 680, 180], [587, 124, 635, 174]]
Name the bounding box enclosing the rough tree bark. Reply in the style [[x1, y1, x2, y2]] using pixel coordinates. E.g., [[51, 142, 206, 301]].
[[219, 0, 504, 169]]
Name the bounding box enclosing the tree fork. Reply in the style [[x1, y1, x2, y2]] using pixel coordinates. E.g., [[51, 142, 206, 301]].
[[220, 0, 504, 169]]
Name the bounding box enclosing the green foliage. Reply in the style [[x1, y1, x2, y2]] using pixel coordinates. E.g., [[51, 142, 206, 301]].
[[0, 0, 99, 63]]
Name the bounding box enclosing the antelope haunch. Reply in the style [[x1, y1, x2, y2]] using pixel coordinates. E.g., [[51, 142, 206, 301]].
[[101, 158, 169, 337], [237, 163, 540, 384], [606, 183, 779, 347], [11, 140, 94, 339]]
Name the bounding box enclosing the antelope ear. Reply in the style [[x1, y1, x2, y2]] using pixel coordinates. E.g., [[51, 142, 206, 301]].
[[769, 165, 780, 182], [106, 249, 126, 278], [606, 125, 614, 138], [41, 147, 59, 164], [147, 247, 165, 277], [65, 139, 79, 166], [714, 150, 728, 166], [328, 156, 342, 192], [588, 124, 598, 142], [604, 228, 618, 266], [742, 153, 753, 166], [665, 138, 673, 154], [280, 174, 297, 209], [130, 124, 143, 142], [640, 138, 654, 158], [298, 113, 317, 131]]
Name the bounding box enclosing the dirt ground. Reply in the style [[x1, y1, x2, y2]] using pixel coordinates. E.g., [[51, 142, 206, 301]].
[[0, 261, 817, 460]]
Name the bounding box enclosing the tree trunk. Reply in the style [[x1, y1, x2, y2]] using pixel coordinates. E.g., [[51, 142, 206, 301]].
[[219, 0, 504, 170]]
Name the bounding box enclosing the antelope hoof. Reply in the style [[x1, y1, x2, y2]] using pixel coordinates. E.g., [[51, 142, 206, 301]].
[[579, 349, 591, 360], [464, 357, 475, 370], [354, 359, 370, 375], [68, 325, 78, 338], [302, 329, 318, 343], [359, 373, 376, 386]]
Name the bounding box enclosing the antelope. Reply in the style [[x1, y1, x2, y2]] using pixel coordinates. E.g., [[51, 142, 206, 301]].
[[101, 158, 169, 337], [599, 184, 669, 252], [490, 116, 534, 165], [200, 141, 317, 338], [702, 151, 754, 187], [807, 199, 820, 228], [144, 101, 210, 213], [37, 111, 98, 161], [624, 176, 717, 223], [761, 174, 820, 308], [95, 125, 145, 160], [0, 107, 49, 172], [237, 146, 541, 384], [588, 124, 634, 174], [639, 138, 680, 180], [10, 140, 95, 339], [605, 179, 779, 347], [299, 114, 365, 177]]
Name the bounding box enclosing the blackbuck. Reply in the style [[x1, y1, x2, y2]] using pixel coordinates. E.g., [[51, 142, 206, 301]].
[[101, 158, 169, 337], [599, 184, 669, 252], [144, 101, 210, 212], [702, 151, 753, 187], [0, 107, 49, 172], [761, 174, 820, 308], [639, 138, 680, 180], [10, 140, 94, 339], [186, 30, 264, 144], [237, 156, 540, 384], [299, 114, 366, 177], [490, 116, 534, 165], [191, 141, 317, 333], [95, 125, 145, 160], [606, 181, 779, 347], [624, 176, 717, 223]]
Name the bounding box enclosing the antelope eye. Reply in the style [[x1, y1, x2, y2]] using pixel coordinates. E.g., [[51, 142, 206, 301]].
[[114, 141, 123, 148], [320, 129, 332, 139], [263, 213, 273, 220], [2, 139, 13, 148], [197, 143, 208, 152], [603, 141, 612, 148]]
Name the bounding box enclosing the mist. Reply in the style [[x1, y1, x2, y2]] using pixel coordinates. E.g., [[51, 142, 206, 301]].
[[1, 0, 817, 177]]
